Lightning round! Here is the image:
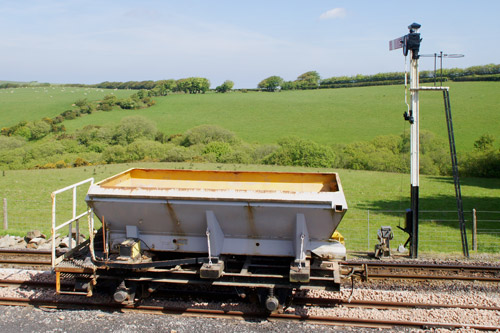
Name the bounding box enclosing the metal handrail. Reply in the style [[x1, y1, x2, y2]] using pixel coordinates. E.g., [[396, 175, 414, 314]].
[[51, 178, 94, 268]]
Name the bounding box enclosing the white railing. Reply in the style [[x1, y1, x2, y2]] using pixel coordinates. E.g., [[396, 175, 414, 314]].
[[51, 178, 94, 268]]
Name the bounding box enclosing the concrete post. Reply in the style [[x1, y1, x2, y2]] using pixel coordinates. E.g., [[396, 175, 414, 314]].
[[3, 198, 7, 230], [472, 209, 477, 251], [367, 209, 370, 251]]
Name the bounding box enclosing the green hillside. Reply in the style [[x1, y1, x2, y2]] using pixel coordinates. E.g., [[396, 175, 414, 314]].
[[1, 82, 498, 177], [57, 82, 499, 152], [1, 82, 498, 151], [0, 87, 134, 127]]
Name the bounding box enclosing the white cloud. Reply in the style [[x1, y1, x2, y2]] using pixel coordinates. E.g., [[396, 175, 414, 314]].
[[319, 8, 346, 20]]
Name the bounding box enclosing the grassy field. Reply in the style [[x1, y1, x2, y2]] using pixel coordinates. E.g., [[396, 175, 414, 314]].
[[1, 162, 499, 253], [0, 87, 134, 127], [55, 82, 500, 151], [1, 82, 498, 151]]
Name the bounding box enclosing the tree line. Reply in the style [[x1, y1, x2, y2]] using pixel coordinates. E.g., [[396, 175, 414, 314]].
[[2, 64, 497, 92], [257, 64, 500, 91]]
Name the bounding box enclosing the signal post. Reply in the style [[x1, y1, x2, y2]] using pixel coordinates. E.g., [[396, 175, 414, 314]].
[[389, 23, 422, 258]]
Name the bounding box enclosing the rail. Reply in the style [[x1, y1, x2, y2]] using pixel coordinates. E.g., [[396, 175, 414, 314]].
[[51, 178, 94, 268]]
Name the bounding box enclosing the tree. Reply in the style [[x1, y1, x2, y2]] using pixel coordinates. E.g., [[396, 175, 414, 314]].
[[175, 77, 210, 94], [26, 121, 51, 141], [258, 76, 283, 92], [215, 80, 234, 93], [280, 81, 297, 90], [473, 134, 495, 151], [112, 116, 157, 145], [99, 94, 118, 111], [151, 79, 176, 96], [296, 71, 321, 87], [190, 77, 210, 94]]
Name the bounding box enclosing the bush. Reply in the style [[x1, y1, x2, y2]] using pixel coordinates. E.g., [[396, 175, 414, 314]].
[[251, 144, 279, 162], [460, 135, 500, 177], [112, 116, 157, 145], [117, 98, 136, 109], [339, 141, 374, 170], [13, 126, 32, 140], [215, 80, 234, 93], [102, 145, 128, 163], [0, 136, 26, 151], [73, 157, 90, 167], [6, 119, 57, 141], [99, 103, 113, 111], [74, 98, 89, 108], [338, 132, 448, 174], [25, 141, 65, 161], [461, 149, 500, 178], [0, 147, 26, 169], [202, 142, 233, 162], [52, 115, 64, 124], [61, 109, 80, 120], [224, 149, 252, 164], [473, 134, 495, 151], [77, 125, 113, 147], [88, 142, 109, 153], [41, 162, 57, 169], [181, 125, 239, 147], [126, 140, 166, 161], [55, 160, 67, 169], [59, 139, 86, 154], [161, 144, 196, 162], [263, 137, 335, 168]]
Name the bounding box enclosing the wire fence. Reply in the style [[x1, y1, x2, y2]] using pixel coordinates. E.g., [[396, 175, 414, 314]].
[[2, 196, 500, 254], [2, 183, 93, 239], [337, 209, 500, 253], [2, 198, 51, 235]]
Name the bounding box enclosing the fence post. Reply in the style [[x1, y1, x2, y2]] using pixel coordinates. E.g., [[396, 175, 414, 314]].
[[2, 198, 7, 230], [472, 208, 477, 251], [367, 209, 370, 251]]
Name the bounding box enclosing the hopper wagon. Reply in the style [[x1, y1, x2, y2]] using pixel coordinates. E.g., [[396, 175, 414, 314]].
[[52, 168, 353, 311]]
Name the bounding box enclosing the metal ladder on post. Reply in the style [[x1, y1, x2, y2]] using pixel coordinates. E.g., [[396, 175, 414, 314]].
[[442, 89, 469, 257], [416, 86, 469, 257]]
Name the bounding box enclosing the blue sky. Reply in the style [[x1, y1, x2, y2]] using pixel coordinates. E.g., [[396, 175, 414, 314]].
[[1, 0, 499, 88]]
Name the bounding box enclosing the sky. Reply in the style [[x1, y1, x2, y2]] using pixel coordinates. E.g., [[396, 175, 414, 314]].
[[1, 0, 499, 88]]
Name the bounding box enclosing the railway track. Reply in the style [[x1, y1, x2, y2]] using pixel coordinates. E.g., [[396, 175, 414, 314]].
[[0, 278, 75, 289], [2, 279, 498, 313], [0, 294, 497, 331], [343, 260, 500, 282], [293, 296, 500, 311], [148, 286, 500, 312], [1, 248, 499, 283], [0, 249, 52, 268]]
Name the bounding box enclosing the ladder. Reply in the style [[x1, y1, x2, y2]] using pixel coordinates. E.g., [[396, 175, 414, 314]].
[[443, 89, 469, 257], [417, 87, 469, 257]]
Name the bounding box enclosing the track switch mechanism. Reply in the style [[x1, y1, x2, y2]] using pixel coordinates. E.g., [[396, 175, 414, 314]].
[[374, 226, 394, 259]]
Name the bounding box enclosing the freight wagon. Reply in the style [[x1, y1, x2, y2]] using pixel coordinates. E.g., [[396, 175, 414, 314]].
[[52, 168, 354, 311]]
